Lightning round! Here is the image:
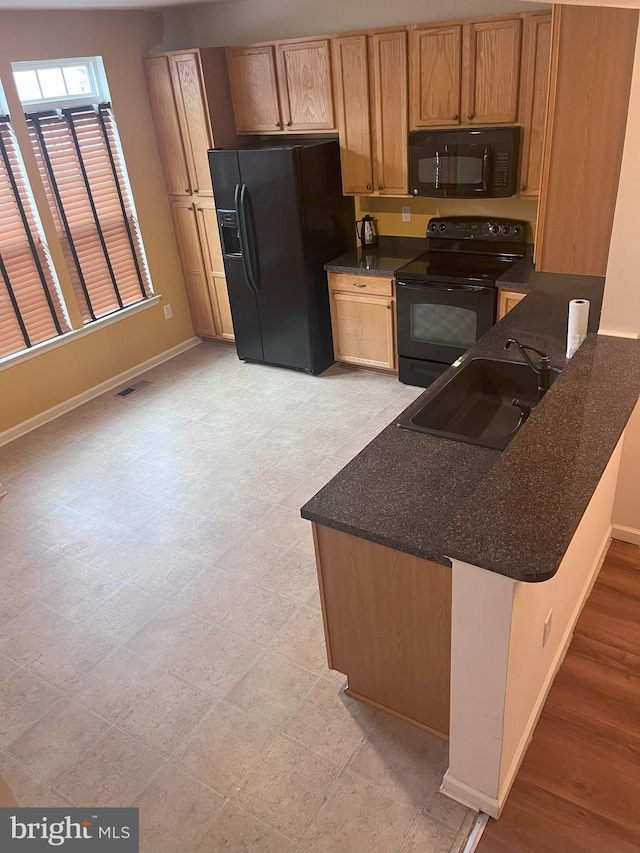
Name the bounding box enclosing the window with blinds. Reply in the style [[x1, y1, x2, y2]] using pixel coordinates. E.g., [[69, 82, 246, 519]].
[[26, 103, 152, 323], [0, 116, 69, 359]]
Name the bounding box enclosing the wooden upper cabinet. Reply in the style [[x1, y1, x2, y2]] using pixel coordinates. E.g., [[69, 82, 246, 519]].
[[227, 45, 283, 133], [463, 18, 522, 124], [370, 30, 409, 196], [518, 12, 552, 197], [410, 25, 462, 128], [144, 56, 192, 197], [168, 52, 214, 196], [333, 34, 374, 195], [277, 39, 334, 130]]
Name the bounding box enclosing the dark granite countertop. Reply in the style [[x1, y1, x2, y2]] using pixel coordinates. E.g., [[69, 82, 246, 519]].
[[324, 236, 427, 277], [302, 270, 640, 582]]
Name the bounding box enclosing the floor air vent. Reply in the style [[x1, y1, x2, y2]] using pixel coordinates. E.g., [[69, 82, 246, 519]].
[[115, 380, 152, 397]]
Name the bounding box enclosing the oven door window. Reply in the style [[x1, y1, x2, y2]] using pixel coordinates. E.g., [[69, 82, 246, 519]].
[[410, 303, 478, 349]]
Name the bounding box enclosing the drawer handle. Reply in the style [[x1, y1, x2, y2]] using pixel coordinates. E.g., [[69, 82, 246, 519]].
[[353, 282, 367, 288]]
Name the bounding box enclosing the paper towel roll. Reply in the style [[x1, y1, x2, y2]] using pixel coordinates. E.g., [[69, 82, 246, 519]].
[[566, 299, 590, 358]]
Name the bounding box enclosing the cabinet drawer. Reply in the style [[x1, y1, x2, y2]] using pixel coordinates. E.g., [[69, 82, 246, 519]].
[[328, 272, 394, 297]]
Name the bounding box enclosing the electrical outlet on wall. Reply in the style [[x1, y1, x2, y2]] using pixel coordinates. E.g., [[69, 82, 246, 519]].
[[402, 206, 411, 223], [163, 304, 173, 320], [543, 608, 553, 647]]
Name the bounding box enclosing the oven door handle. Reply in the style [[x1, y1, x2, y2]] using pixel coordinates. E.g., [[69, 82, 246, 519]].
[[397, 281, 492, 293]]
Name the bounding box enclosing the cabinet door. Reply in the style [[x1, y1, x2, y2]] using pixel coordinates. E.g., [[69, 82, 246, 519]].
[[227, 45, 283, 133], [277, 39, 335, 131], [370, 30, 408, 196], [195, 200, 235, 341], [333, 35, 374, 195], [464, 18, 522, 124], [171, 199, 217, 338], [410, 25, 462, 128], [497, 288, 526, 320], [331, 291, 396, 370], [169, 53, 214, 197], [518, 13, 552, 197], [144, 56, 192, 197]]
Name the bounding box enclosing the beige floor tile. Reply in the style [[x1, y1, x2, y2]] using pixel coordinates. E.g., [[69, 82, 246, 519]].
[[0, 670, 63, 747], [243, 467, 309, 504], [32, 789, 75, 807], [171, 626, 260, 696], [402, 814, 459, 853], [80, 586, 165, 645], [213, 534, 287, 583], [117, 673, 212, 758], [423, 790, 475, 831], [2, 548, 84, 600], [0, 529, 51, 577], [349, 714, 448, 809], [254, 506, 313, 551], [28, 506, 127, 563], [0, 583, 30, 623], [175, 479, 273, 523], [66, 487, 167, 533], [0, 602, 72, 665], [283, 679, 378, 765], [25, 624, 114, 692], [72, 647, 164, 723], [127, 544, 211, 600], [270, 606, 328, 674], [134, 764, 223, 853], [219, 587, 297, 647], [255, 550, 319, 605], [54, 728, 163, 807], [174, 702, 273, 796], [193, 802, 294, 853], [90, 535, 175, 582], [224, 653, 317, 730], [0, 655, 19, 682], [44, 567, 122, 621], [124, 605, 210, 667], [301, 771, 417, 853], [7, 698, 110, 785], [305, 588, 322, 610], [233, 736, 340, 841], [173, 566, 250, 623], [0, 750, 47, 806]]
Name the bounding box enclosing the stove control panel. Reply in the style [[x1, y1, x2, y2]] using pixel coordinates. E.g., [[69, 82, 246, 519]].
[[427, 216, 527, 242]]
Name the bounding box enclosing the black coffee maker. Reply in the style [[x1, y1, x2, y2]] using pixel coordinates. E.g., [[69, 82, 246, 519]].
[[356, 215, 379, 248]]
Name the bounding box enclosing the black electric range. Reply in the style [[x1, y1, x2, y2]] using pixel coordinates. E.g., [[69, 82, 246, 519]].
[[395, 216, 528, 388]]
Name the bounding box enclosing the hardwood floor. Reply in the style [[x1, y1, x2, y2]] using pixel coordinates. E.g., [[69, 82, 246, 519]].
[[477, 538, 640, 853]]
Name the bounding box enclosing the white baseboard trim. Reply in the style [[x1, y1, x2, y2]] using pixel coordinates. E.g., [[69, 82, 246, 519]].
[[495, 524, 613, 814], [612, 524, 640, 546], [441, 773, 501, 819], [0, 337, 201, 448]]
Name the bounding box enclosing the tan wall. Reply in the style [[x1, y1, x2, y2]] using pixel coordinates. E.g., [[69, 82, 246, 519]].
[[358, 196, 539, 240], [0, 10, 194, 434], [179, 0, 548, 48]]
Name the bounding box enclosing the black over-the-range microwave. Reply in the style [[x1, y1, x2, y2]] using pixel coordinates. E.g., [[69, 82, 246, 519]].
[[408, 126, 521, 199]]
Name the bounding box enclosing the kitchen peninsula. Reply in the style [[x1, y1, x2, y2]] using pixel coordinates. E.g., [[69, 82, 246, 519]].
[[301, 271, 640, 817]]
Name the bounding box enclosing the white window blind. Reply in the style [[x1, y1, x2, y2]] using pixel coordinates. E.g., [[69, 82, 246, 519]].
[[0, 116, 69, 359], [27, 104, 152, 323]]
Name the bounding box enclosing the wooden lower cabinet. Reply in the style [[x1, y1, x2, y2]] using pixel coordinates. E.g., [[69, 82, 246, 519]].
[[497, 287, 527, 320], [328, 272, 396, 371], [313, 524, 451, 738], [212, 276, 234, 341]]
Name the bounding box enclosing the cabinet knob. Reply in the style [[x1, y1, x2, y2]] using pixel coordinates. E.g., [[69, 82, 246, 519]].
[[520, 184, 527, 192], [197, 206, 202, 211], [193, 188, 199, 194], [184, 187, 190, 193], [188, 204, 194, 211], [285, 121, 292, 127], [378, 184, 384, 191], [353, 282, 367, 288], [386, 304, 392, 310], [452, 113, 459, 120], [366, 183, 372, 191], [275, 121, 281, 127], [468, 113, 474, 120]]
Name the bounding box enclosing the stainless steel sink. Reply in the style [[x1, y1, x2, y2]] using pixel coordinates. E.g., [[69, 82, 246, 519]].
[[397, 357, 561, 450]]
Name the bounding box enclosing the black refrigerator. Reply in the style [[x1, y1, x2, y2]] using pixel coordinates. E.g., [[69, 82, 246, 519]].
[[208, 140, 354, 374]]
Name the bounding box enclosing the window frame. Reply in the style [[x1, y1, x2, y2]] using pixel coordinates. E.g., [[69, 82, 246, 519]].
[[11, 57, 109, 112]]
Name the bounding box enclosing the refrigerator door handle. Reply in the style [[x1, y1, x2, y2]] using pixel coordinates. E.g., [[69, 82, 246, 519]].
[[240, 183, 261, 292], [235, 183, 257, 293]]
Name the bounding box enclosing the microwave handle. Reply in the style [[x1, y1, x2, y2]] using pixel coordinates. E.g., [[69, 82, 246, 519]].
[[481, 147, 490, 193]]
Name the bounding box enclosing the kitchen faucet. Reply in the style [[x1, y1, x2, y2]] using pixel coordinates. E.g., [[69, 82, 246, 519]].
[[505, 338, 552, 401]]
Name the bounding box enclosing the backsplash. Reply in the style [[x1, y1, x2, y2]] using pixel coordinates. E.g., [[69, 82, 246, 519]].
[[356, 195, 539, 242]]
